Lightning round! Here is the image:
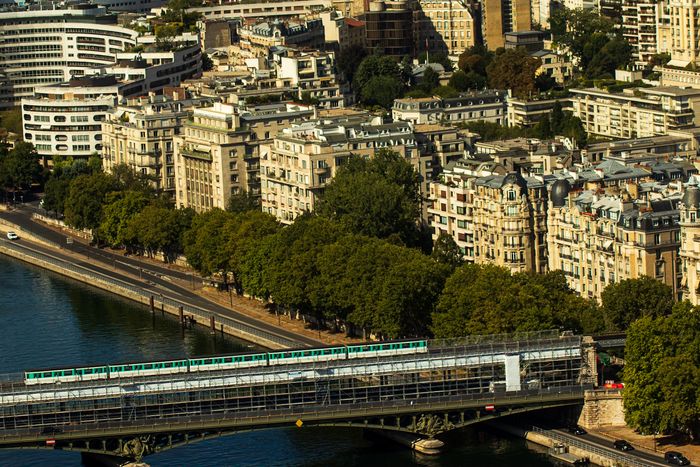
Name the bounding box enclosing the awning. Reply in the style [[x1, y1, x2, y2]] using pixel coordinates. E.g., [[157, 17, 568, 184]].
[[666, 59, 691, 68]]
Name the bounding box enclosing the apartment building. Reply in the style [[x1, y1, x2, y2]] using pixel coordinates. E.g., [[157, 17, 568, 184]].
[[506, 96, 566, 128], [547, 181, 682, 300], [582, 133, 699, 165], [621, 0, 668, 67], [680, 181, 700, 304], [0, 5, 138, 109], [238, 18, 325, 53], [481, 0, 531, 50], [361, 0, 414, 56], [570, 87, 700, 138], [392, 90, 508, 125], [260, 117, 420, 223], [102, 92, 215, 194], [22, 75, 128, 164], [429, 165, 548, 273], [193, 0, 332, 21], [277, 50, 346, 109], [173, 102, 316, 212], [413, 0, 476, 57], [319, 11, 366, 51]]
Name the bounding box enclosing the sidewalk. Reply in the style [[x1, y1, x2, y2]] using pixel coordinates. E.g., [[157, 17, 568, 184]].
[[592, 425, 700, 464]]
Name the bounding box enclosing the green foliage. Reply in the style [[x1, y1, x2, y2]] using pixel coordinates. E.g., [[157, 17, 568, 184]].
[[431, 266, 595, 337], [182, 209, 234, 278], [0, 107, 22, 134], [42, 158, 96, 214], [337, 45, 367, 83], [126, 206, 194, 260], [550, 7, 630, 78], [601, 277, 674, 331], [449, 70, 486, 91], [316, 149, 422, 247], [418, 67, 440, 93], [0, 142, 42, 192], [431, 232, 464, 270], [99, 191, 150, 248], [201, 52, 213, 71], [63, 172, 119, 231], [418, 51, 453, 72], [354, 55, 405, 108], [486, 48, 541, 99], [359, 75, 404, 109], [432, 85, 459, 98], [649, 53, 671, 67], [458, 45, 493, 76], [226, 190, 260, 213], [624, 304, 700, 439]]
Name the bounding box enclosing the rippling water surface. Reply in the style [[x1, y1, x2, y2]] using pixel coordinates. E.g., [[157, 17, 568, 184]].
[[0, 255, 556, 466]]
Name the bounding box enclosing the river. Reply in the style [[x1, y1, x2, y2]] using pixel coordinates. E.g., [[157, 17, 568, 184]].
[[0, 255, 558, 466]]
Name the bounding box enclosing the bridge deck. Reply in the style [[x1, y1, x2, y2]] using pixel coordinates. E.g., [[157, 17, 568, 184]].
[[0, 334, 588, 451]]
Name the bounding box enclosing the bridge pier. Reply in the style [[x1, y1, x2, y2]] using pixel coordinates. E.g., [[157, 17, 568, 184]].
[[81, 452, 150, 467], [366, 429, 444, 455]]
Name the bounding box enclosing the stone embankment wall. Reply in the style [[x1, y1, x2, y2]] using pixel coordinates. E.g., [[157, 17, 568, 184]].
[[578, 389, 626, 428]]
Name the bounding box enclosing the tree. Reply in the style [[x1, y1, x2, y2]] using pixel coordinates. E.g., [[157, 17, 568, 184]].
[[486, 48, 541, 99], [431, 232, 464, 270], [155, 23, 180, 51], [649, 53, 671, 67], [98, 191, 150, 248], [418, 51, 453, 71], [182, 209, 234, 280], [359, 75, 404, 109], [63, 172, 117, 232], [449, 70, 486, 91], [0, 108, 22, 134], [418, 66, 440, 93], [0, 142, 42, 193], [226, 190, 260, 213], [624, 305, 700, 439], [316, 149, 422, 246], [458, 45, 492, 76], [432, 85, 459, 98], [353, 55, 402, 91], [201, 52, 213, 71], [585, 36, 632, 78], [550, 7, 615, 61], [337, 45, 367, 83], [551, 101, 565, 134], [126, 206, 193, 260], [601, 277, 674, 331]]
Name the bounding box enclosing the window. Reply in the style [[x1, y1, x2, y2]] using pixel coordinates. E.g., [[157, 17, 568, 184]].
[[507, 190, 516, 201]]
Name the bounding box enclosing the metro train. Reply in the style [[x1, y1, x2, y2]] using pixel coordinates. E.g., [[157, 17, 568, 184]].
[[24, 339, 429, 385]]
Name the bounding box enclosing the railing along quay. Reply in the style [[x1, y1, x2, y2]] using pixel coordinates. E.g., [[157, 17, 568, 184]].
[[0, 240, 299, 349]]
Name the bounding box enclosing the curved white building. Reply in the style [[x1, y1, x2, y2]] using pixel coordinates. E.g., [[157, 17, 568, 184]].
[[0, 5, 137, 109], [22, 75, 122, 163]]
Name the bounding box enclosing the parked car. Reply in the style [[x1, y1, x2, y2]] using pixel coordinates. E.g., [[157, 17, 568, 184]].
[[6, 231, 18, 240], [568, 425, 587, 435], [613, 440, 634, 451], [665, 451, 690, 466]]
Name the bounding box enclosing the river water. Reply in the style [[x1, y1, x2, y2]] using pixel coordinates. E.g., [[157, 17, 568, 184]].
[[0, 255, 558, 466]]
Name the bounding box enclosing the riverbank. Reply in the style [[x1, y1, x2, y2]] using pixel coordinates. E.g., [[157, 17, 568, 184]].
[[0, 215, 333, 349], [492, 423, 664, 467]]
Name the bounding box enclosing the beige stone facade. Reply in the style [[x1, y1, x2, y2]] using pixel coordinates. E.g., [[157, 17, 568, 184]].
[[103, 93, 210, 194], [173, 102, 315, 212], [482, 0, 531, 49], [429, 164, 548, 273], [261, 117, 420, 224], [680, 182, 700, 304], [547, 183, 682, 301], [413, 0, 476, 57], [570, 87, 700, 138]]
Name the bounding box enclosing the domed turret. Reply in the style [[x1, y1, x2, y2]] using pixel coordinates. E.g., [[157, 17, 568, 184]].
[[502, 172, 527, 190], [682, 185, 700, 209], [550, 178, 571, 208]]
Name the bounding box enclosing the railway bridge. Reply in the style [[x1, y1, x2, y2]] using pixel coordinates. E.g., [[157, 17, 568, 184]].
[[0, 331, 594, 463]]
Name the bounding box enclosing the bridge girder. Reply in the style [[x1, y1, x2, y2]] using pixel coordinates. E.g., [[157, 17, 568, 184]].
[[0, 398, 581, 462]]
